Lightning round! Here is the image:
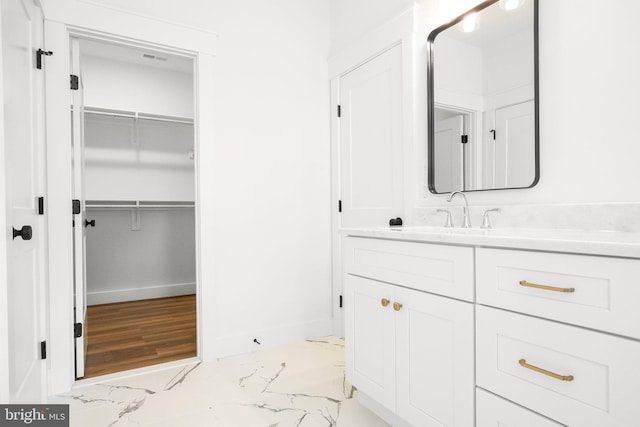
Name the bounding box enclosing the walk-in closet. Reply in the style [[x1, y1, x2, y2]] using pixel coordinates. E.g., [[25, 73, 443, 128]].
[[71, 38, 198, 378]]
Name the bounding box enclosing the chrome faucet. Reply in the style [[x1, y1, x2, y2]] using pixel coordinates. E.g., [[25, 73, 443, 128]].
[[447, 191, 471, 228]]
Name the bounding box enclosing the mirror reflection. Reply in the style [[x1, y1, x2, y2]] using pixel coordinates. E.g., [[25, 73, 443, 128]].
[[428, 0, 538, 193]]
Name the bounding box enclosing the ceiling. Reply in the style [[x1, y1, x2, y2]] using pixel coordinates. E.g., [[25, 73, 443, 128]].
[[78, 38, 194, 74]]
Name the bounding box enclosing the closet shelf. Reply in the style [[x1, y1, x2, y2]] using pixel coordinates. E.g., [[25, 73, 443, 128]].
[[86, 200, 194, 209], [80, 106, 194, 125]]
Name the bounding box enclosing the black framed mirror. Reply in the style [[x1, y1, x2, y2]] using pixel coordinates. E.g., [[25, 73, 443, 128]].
[[427, 0, 538, 193]]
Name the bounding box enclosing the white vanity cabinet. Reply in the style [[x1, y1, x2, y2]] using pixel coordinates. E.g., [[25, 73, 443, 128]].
[[344, 237, 475, 427], [343, 230, 640, 426]]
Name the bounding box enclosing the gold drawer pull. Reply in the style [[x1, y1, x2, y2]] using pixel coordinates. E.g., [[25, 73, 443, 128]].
[[519, 280, 575, 293], [393, 302, 403, 311], [381, 298, 390, 307], [519, 359, 574, 382]]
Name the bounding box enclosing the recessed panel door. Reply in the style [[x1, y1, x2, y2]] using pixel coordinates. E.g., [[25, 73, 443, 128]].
[[1, 0, 45, 402], [344, 275, 396, 412], [395, 287, 475, 427], [494, 99, 535, 188], [339, 45, 403, 227]]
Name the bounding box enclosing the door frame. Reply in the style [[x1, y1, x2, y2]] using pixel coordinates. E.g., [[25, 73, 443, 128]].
[[42, 2, 217, 395]]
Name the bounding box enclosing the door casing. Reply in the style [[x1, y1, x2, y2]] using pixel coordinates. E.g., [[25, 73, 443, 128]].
[[42, 4, 217, 395]]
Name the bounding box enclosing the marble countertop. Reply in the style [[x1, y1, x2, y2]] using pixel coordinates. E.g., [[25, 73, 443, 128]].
[[340, 226, 640, 259]]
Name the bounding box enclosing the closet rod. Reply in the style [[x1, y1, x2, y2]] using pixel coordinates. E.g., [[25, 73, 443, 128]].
[[81, 107, 194, 125], [86, 204, 194, 209], [86, 201, 195, 209]]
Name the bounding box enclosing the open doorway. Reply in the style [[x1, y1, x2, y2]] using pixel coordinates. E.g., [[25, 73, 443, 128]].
[[70, 37, 198, 379]]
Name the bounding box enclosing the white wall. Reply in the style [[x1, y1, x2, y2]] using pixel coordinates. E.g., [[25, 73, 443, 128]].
[[81, 55, 194, 118], [434, 36, 484, 111], [84, 0, 333, 355], [85, 208, 196, 305], [330, 0, 414, 54]]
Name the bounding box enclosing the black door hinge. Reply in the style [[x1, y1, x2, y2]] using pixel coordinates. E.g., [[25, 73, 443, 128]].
[[461, 135, 469, 144], [489, 129, 496, 140], [338, 200, 342, 213], [337, 105, 341, 118], [37, 197, 44, 215], [339, 295, 343, 308], [72, 199, 81, 215], [36, 49, 53, 70], [74, 323, 82, 338], [70, 74, 79, 90], [40, 341, 47, 360]]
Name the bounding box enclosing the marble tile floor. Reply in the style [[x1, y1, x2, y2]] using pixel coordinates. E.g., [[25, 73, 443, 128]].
[[50, 336, 391, 427]]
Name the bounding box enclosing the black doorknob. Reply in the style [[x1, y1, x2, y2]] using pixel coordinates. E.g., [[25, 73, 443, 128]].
[[84, 219, 96, 228], [13, 225, 33, 240], [389, 217, 403, 227]]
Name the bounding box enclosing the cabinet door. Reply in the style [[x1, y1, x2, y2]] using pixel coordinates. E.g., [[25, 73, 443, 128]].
[[395, 288, 475, 427], [344, 274, 396, 412]]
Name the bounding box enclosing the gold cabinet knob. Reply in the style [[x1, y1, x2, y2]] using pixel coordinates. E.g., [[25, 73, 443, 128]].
[[393, 302, 403, 311], [381, 298, 390, 307]]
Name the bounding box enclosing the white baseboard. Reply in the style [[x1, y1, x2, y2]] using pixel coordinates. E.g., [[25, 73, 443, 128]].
[[359, 392, 412, 427], [87, 282, 196, 305], [214, 318, 334, 359]]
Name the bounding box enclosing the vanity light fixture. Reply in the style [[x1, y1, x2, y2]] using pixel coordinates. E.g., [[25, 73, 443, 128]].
[[499, 0, 525, 11], [458, 12, 479, 33]]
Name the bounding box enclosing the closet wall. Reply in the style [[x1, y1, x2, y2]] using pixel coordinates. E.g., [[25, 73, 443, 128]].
[[80, 44, 196, 305]]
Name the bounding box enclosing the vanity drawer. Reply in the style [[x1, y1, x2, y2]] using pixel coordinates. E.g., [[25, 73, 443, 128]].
[[476, 306, 640, 427], [343, 236, 474, 301], [476, 248, 640, 339], [476, 388, 562, 427]]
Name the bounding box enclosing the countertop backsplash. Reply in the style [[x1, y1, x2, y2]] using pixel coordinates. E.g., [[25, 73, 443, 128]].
[[413, 202, 640, 234]]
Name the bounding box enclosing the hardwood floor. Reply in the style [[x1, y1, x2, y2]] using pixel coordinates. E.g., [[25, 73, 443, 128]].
[[83, 295, 196, 378]]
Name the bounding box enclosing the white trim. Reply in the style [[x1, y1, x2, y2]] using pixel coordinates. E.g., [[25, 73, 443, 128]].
[[358, 391, 413, 427], [86, 283, 196, 306], [194, 53, 216, 364], [38, 0, 217, 56], [329, 77, 342, 338], [328, 5, 416, 79], [72, 356, 200, 388], [214, 318, 333, 359]]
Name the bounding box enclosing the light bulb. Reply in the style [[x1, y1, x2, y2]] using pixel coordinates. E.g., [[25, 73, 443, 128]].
[[458, 13, 479, 33], [499, 0, 524, 11]]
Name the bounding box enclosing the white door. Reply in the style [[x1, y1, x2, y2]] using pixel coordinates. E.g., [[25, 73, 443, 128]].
[[0, 0, 45, 402], [434, 114, 464, 193], [339, 45, 403, 227], [70, 38, 87, 379], [395, 288, 475, 427], [494, 99, 535, 188], [344, 275, 396, 412]]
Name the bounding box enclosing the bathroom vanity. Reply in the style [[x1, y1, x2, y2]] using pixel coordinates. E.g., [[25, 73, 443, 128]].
[[342, 227, 640, 427]]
